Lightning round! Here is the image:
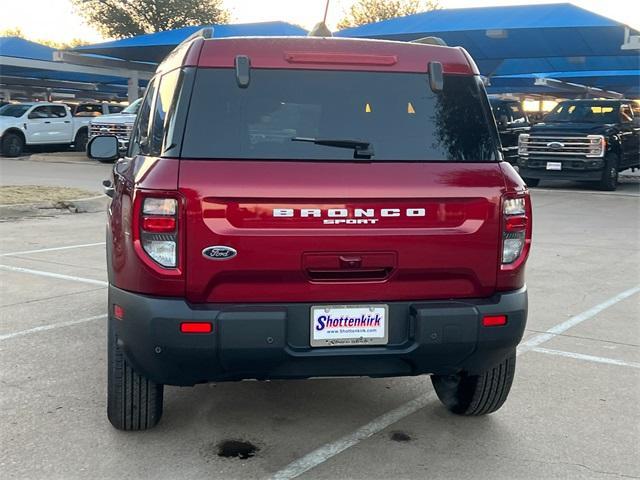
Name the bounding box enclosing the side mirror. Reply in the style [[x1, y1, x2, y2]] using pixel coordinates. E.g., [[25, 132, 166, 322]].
[[87, 135, 119, 161]]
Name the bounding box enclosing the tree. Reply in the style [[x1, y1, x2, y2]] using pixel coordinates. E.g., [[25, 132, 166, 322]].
[[71, 0, 231, 39], [337, 0, 440, 30]]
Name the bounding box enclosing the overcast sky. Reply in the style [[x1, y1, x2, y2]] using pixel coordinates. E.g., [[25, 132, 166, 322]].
[[1, 0, 638, 44]]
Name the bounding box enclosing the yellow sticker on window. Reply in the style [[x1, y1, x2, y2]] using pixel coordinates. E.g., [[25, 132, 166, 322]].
[[408, 102, 416, 114]]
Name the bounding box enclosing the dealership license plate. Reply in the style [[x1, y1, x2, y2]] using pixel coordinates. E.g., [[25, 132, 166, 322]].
[[310, 305, 389, 347], [546, 161, 562, 171]]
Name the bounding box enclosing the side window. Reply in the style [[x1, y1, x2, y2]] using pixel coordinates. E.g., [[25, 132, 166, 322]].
[[129, 78, 158, 157], [493, 104, 510, 124], [50, 106, 67, 118], [509, 103, 526, 124], [28, 106, 51, 119], [620, 104, 633, 123], [149, 69, 182, 156]]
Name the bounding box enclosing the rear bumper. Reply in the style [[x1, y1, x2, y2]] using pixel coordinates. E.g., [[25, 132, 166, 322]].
[[109, 285, 528, 386]]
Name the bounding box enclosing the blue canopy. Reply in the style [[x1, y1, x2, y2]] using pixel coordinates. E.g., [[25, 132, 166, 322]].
[[73, 21, 308, 63], [0, 36, 56, 61], [336, 3, 639, 95], [0, 37, 130, 98], [489, 70, 640, 97]]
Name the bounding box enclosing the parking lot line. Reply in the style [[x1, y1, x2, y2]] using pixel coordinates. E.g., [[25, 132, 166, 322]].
[[517, 284, 640, 354], [0, 314, 107, 341], [533, 347, 640, 369], [270, 284, 640, 480], [0, 242, 105, 257], [0, 264, 108, 287], [270, 392, 435, 480]]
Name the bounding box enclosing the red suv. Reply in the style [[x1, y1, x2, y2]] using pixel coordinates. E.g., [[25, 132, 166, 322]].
[[88, 31, 532, 431]]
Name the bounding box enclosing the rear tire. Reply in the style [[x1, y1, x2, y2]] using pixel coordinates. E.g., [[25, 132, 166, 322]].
[[598, 153, 618, 191], [107, 318, 164, 430], [74, 129, 88, 152], [1, 132, 24, 157], [431, 353, 516, 416], [521, 177, 540, 187]]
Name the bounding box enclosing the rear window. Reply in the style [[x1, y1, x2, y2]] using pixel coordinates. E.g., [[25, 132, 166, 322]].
[[75, 104, 102, 116], [182, 69, 498, 162]]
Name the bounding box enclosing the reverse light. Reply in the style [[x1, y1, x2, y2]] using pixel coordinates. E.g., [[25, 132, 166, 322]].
[[140, 197, 178, 268], [143, 239, 177, 267]]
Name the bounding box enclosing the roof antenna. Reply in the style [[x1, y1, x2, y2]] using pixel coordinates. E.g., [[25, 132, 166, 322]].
[[308, 0, 332, 37]]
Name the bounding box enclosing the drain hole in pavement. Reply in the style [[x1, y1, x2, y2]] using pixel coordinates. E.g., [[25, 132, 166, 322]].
[[390, 431, 412, 442], [217, 440, 259, 459]]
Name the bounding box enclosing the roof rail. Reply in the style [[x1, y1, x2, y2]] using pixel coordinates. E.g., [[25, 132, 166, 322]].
[[179, 27, 214, 47], [411, 36, 447, 46]]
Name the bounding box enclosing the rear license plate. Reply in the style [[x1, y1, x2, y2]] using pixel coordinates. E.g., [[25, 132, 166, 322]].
[[310, 305, 388, 347], [546, 161, 562, 171]]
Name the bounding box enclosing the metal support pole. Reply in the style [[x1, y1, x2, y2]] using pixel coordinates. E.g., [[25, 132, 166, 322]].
[[128, 71, 139, 103]]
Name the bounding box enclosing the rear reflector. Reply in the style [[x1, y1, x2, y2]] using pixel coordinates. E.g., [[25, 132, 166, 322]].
[[482, 315, 507, 327], [180, 322, 212, 334], [113, 304, 124, 320]]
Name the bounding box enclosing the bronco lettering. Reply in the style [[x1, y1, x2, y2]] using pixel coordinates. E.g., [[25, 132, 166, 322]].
[[272, 208, 426, 218]]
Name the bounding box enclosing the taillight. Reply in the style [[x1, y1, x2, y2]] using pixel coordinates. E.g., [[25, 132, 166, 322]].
[[502, 196, 528, 264], [140, 197, 178, 268]]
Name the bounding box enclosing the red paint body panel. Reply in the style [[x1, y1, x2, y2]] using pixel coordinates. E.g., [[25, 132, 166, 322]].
[[195, 37, 473, 74], [107, 38, 532, 305], [178, 160, 508, 303], [109, 157, 184, 296]]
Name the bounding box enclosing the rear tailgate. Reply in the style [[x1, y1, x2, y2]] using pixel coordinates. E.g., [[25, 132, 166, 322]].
[[179, 160, 504, 303]]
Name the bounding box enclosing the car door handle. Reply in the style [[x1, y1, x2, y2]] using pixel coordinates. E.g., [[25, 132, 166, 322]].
[[44, 121, 51, 124], [64, 120, 71, 124]]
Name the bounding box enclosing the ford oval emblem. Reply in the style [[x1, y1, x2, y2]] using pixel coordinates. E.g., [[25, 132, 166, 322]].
[[202, 246, 237, 260], [547, 141, 564, 150]]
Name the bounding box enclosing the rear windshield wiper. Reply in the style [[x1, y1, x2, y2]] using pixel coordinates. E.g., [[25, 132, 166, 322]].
[[291, 137, 374, 159]]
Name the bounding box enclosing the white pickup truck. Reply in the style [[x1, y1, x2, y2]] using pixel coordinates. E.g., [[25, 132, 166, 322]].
[[0, 102, 91, 157], [89, 98, 142, 157]]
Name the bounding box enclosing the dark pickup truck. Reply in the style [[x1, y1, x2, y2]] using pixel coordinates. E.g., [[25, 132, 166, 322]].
[[489, 97, 531, 165], [517, 99, 640, 190]]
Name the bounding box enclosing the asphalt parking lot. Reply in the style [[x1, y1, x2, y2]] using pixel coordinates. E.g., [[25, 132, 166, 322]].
[[0, 160, 639, 480]]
